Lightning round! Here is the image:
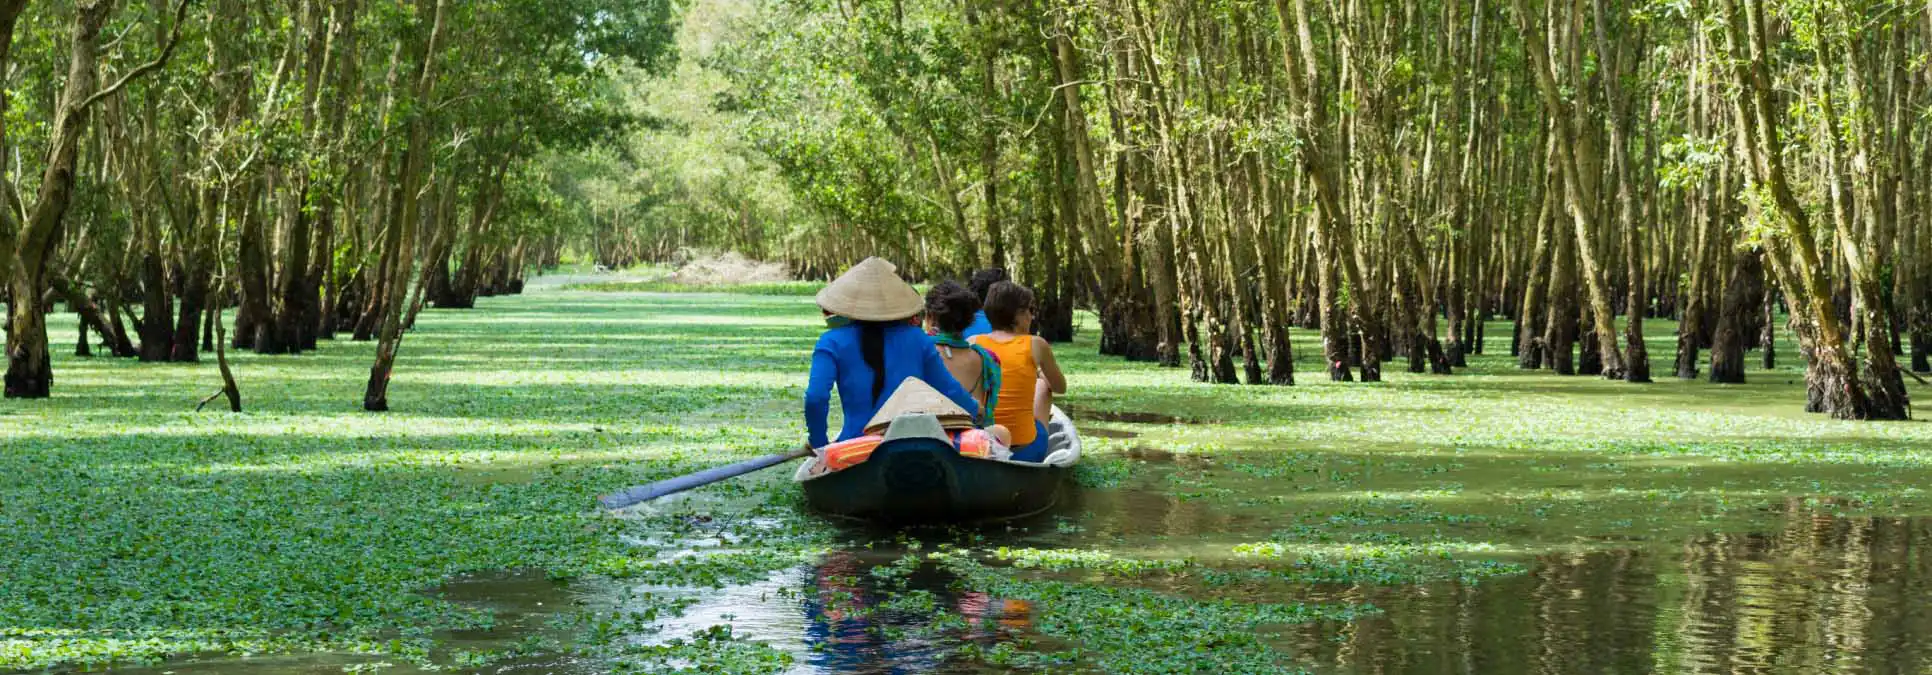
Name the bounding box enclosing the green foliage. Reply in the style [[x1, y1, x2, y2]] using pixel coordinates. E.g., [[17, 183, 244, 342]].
[[991, 547, 1192, 576], [563, 280, 824, 295], [933, 551, 1372, 675], [609, 625, 795, 674], [536, 0, 805, 267], [0, 293, 821, 670], [5, 290, 1932, 672]]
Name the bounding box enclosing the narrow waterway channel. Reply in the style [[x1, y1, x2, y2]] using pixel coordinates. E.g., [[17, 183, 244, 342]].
[[88, 462, 1932, 675]]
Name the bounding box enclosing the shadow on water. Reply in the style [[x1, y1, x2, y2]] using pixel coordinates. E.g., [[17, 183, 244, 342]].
[[1081, 425, 1140, 439], [1283, 512, 1932, 675], [1065, 408, 1202, 425]]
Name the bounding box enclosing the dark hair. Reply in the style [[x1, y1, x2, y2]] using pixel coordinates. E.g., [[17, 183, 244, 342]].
[[968, 268, 1010, 305], [856, 321, 889, 400], [925, 281, 979, 335], [982, 281, 1036, 332]]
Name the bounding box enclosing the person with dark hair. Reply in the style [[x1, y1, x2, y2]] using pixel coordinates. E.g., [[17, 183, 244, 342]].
[[924, 281, 1013, 449], [806, 258, 979, 450], [961, 268, 1010, 339], [970, 281, 1068, 463]]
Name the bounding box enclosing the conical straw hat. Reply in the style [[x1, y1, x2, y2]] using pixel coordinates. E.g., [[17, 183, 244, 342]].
[[865, 378, 972, 431], [817, 257, 923, 322]]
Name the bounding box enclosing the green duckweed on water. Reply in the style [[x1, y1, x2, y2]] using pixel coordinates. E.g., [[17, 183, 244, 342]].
[[3, 285, 1932, 674]]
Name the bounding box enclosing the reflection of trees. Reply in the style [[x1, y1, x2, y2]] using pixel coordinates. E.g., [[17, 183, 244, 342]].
[[1818, 511, 1871, 674], [1642, 512, 1907, 675], [1290, 513, 1932, 674], [1675, 527, 1730, 674]]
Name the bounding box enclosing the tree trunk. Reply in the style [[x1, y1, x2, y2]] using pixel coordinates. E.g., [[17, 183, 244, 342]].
[[1709, 248, 1763, 384], [1273, 0, 1382, 382], [1762, 282, 1778, 371], [274, 200, 315, 353], [97, 296, 136, 357], [1721, 0, 1878, 419], [1314, 211, 1350, 381], [1517, 170, 1555, 369], [5, 0, 121, 398], [1512, 0, 1625, 380], [1675, 177, 1719, 379], [205, 274, 241, 412], [364, 0, 447, 411], [1579, 305, 1603, 376], [174, 272, 207, 363], [137, 253, 173, 361], [1544, 197, 1579, 375]]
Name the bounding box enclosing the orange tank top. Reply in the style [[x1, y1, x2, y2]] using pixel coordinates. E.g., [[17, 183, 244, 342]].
[[971, 333, 1039, 446]]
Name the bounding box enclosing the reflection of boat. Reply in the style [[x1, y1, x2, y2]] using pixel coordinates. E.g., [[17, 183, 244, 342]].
[[803, 550, 1036, 673], [795, 407, 1082, 524]]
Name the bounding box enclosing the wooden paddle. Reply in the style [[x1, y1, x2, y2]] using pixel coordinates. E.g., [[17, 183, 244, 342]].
[[599, 446, 815, 510]]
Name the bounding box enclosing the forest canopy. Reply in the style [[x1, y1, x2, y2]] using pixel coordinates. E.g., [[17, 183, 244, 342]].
[[0, 0, 674, 407], [571, 0, 1932, 420], [3, 0, 1928, 422]]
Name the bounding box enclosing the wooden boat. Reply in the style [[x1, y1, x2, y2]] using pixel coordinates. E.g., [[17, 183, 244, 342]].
[[795, 407, 1082, 524]]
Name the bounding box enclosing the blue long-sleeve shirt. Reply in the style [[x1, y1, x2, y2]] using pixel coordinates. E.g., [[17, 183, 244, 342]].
[[962, 311, 993, 339], [806, 322, 981, 448]]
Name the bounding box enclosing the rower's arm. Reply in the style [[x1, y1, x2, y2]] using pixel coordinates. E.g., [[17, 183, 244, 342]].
[[805, 341, 837, 448], [1033, 336, 1067, 395]]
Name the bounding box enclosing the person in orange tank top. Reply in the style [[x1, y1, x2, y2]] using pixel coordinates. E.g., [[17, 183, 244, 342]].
[[969, 281, 1068, 462]]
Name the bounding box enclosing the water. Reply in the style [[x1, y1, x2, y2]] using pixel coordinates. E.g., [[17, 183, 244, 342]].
[[630, 507, 1932, 674], [647, 549, 1037, 674], [52, 469, 1932, 675], [1282, 515, 1932, 674], [83, 571, 596, 675]]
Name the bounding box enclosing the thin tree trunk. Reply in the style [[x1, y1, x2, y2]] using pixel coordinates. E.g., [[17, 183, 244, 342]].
[[364, 0, 448, 411], [1511, 0, 1625, 380], [1518, 163, 1556, 369], [1273, 0, 1384, 382]]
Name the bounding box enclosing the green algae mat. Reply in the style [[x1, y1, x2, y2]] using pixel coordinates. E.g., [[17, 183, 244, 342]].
[[3, 288, 1931, 674]]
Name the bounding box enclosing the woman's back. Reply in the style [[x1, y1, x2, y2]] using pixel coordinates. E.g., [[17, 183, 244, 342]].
[[807, 322, 979, 446], [971, 333, 1040, 446], [936, 344, 988, 402]]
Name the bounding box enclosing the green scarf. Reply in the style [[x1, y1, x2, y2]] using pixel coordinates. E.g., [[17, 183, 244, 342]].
[[934, 332, 1000, 427]]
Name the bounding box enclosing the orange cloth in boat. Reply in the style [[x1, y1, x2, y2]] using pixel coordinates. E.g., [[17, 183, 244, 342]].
[[818, 429, 1006, 472], [820, 436, 884, 470], [970, 333, 1039, 447]]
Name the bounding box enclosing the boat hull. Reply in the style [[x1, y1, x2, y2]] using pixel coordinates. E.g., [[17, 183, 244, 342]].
[[802, 436, 1068, 524]]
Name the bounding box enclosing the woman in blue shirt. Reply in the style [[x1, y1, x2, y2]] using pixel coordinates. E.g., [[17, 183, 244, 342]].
[[960, 268, 1009, 339], [806, 258, 980, 448]]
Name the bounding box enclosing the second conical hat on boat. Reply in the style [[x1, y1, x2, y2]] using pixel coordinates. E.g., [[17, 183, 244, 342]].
[[816, 257, 923, 322], [865, 378, 973, 431]]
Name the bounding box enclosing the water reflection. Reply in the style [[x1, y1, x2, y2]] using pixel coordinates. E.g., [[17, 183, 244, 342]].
[[641, 546, 1038, 675], [74, 490, 1932, 675], [799, 550, 1031, 674], [1288, 512, 1932, 674]]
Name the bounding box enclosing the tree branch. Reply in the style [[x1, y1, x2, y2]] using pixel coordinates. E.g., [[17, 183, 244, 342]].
[[79, 0, 195, 113]]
